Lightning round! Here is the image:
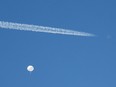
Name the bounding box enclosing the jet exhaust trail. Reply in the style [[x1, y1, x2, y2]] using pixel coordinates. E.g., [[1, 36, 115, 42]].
[[0, 21, 94, 36]]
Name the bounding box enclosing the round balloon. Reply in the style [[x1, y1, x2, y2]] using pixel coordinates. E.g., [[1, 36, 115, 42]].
[[27, 65, 34, 72]]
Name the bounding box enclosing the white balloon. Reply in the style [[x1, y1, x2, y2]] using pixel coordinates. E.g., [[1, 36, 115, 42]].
[[27, 65, 34, 72]]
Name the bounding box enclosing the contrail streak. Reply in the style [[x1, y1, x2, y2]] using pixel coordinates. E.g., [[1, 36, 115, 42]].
[[0, 21, 94, 36]]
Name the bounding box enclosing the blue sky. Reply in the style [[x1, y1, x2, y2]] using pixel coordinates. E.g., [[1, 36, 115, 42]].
[[0, 0, 116, 87]]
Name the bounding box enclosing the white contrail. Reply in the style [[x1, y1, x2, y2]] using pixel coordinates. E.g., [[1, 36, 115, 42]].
[[0, 21, 94, 36]]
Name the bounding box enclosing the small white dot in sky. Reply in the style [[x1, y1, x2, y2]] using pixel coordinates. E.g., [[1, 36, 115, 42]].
[[27, 65, 34, 72]]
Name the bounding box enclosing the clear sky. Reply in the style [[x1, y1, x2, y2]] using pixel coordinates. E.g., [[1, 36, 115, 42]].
[[0, 0, 116, 87]]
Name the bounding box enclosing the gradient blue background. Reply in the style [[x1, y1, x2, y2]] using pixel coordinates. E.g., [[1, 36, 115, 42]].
[[0, 0, 116, 87]]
